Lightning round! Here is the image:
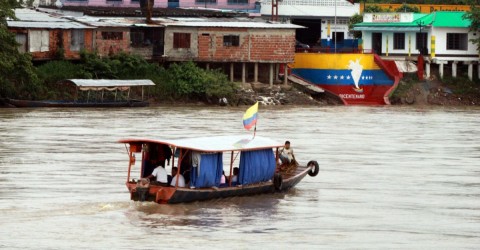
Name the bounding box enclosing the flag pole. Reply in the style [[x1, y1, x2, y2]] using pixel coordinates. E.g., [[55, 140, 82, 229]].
[[253, 123, 257, 139]]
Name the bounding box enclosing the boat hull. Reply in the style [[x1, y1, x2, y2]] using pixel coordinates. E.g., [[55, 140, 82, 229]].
[[290, 53, 399, 105], [5, 99, 149, 108], [127, 166, 312, 204]]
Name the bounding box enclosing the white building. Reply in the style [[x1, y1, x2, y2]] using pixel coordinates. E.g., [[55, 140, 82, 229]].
[[261, 0, 360, 49], [354, 11, 480, 79]]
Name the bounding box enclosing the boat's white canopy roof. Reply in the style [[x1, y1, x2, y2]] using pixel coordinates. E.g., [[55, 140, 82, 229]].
[[61, 79, 155, 87], [119, 135, 283, 152]]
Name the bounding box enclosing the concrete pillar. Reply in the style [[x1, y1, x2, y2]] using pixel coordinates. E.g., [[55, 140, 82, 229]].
[[269, 63, 274, 87], [283, 63, 288, 85], [206, 63, 210, 70], [426, 62, 431, 79], [275, 63, 280, 81], [241, 62, 246, 84], [452, 61, 457, 78], [478, 64, 480, 80], [230, 63, 234, 82], [468, 63, 473, 81], [254, 62, 258, 83], [439, 63, 444, 79]]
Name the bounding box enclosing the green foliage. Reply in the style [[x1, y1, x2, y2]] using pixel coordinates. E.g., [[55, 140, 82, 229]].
[[391, 74, 417, 99], [37, 61, 87, 84], [442, 75, 480, 95], [35, 52, 234, 103], [364, 5, 386, 13], [348, 14, 364, 39], [0, 1, 40, 99], [394, 4, 421, 13], [464, 2, 480, 52], [159, 61, 237, 101]]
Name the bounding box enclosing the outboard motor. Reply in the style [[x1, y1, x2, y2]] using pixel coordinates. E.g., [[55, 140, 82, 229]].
[[136, 178, 150, 202]]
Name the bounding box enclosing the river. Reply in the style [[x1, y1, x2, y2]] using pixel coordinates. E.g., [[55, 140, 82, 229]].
[[0, 106, 479, 249]]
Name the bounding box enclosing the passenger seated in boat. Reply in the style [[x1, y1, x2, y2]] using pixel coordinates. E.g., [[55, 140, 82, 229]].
[[146, 164, 168, 185], [279, 141, 295, 165], [219, 171, 228, 187], [221, 171, 227, 184], [232, 167, 240, 185], [170, 167, 186, 188]]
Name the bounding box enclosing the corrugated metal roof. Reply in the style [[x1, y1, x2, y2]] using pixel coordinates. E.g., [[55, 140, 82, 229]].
[[119, 135, 283, 152], [7, 21, 93, 29], [355, 11, 471, 29], [71, 16, 164, 28], [353, 26, 421, 31], [9, 8, 93, 29], [163, 21, 302, 29], [62, 79, 155, 87], [432, 12, 471, 28], [14, 8, 62, 22]]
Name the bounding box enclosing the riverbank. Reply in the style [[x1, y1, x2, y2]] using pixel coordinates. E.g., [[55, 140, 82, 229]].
[[390, 74, 480, 106], [2, 77, 479, 108]]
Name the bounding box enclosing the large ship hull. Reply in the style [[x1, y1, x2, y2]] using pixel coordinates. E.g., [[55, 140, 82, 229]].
[[290, 53, 400, 105]]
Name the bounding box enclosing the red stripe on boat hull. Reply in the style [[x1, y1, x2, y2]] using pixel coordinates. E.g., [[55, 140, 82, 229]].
[[318, 85, 393, 105]]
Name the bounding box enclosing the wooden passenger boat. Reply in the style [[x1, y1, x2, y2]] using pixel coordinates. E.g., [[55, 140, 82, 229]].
[[119, 135, 319, 204], [5, 79, 154, 108]]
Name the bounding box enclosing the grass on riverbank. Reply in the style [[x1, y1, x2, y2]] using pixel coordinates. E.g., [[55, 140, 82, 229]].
[[33, 52, 238, 103]]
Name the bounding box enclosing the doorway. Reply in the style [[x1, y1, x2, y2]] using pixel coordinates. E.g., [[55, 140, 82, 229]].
[[372, 33, 382, 54]]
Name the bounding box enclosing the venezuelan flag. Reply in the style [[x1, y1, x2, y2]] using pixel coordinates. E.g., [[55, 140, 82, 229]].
[[242, 102, 258, 130]]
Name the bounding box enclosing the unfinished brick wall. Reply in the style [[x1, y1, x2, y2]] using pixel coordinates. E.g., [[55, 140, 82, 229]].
[[63, 30, 94, 59], [249, 29, 296, 63], [95, 29, 130, 57], [196, 27, 296, 63]]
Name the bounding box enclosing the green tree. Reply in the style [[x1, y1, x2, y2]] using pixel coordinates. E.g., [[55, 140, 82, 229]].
[[395, 4, 421, 13], [464, 1, 480, 52], [0, 1, 40, 99], [364, 5, 386, 13], [348, 14, 364, 39]]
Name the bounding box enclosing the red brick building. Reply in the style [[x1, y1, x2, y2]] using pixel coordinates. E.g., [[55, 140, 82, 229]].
[[9, 9, 301, 84], [8, 9, 94, 60], [163, 20, 300, 84]]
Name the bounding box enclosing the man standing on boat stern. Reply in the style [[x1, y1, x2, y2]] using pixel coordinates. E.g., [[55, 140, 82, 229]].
[[279, 141, 295, 164], [147, 165, 168, 184]]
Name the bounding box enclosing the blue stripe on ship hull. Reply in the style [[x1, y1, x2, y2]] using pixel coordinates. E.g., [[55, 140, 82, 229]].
[[291, 69, 394, 86]]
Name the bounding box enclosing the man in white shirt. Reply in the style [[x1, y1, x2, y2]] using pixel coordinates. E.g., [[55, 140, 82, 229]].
[[279, 141, 295, 164], [170, 167, 186, 187], [147, 165, 168, 184]]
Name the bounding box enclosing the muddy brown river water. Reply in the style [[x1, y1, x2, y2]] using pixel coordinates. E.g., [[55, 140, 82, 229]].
[[0, 106, 479, 249]]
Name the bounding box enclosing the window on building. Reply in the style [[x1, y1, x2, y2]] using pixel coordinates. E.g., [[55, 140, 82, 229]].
[[195, 0, 217, 4], [28, 30, 49, 52], [15, 33, 27, 53], [393, 33, 405, 50], [173, 33, 191, 49], [228, 0, 248, 4], [102, 31, 123, 40], [71, 30, 85, 52], [447, 33, 468, 50], [223, 35, 240, 47], [130, 31, 145, 47], [416, 32, 428, 55]]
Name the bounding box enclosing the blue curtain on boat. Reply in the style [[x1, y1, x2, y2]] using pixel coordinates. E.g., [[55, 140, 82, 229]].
[[190, 153, 223, 188], [238, 149, 276, 185]]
